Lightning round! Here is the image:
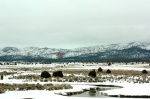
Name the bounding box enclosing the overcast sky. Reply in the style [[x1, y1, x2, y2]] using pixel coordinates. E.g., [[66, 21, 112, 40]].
[[0, 0, 150, 49]]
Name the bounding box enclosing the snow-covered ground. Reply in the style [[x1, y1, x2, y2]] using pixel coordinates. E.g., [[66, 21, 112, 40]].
[[0, 84, 99, 99], [0, 62, 150, 99], [101, 83, 150, 97]]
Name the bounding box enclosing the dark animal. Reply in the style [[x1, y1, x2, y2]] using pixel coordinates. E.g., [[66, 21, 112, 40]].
[[41, 71, 51, 78], [108, 62, 111, 66], [106, 69, 111, 73], [0, 75, 3, 80], [98, 67, 103, 72], [88, 70, 96, 78], [53, 71, 63, 77], [142, 69, 148, 74]]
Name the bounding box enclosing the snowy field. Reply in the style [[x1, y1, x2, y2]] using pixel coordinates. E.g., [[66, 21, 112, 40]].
[[0, 62, 150, 99]]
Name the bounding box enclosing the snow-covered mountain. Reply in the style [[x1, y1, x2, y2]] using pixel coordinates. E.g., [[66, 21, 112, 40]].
[[0, 42, 150, 61], [0, 47, 69, 59], [64, 42, 150, 57]]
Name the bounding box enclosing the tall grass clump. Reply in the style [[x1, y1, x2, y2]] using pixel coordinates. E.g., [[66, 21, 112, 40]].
[[0, 85, 5, 93], [0, 83, 73, 93]]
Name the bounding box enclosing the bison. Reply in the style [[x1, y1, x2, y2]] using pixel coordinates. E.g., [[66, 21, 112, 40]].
[[106, 69, 111, 73], [98, 67, 103, 72], [41, 71, 51, 78], [88, 69, 96, 78], [52, 71, 63, 78], [142, 69, 148, 74]]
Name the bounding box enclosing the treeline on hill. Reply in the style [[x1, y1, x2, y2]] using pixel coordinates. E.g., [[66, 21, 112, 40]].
[[0, 47, 150, 62], [59, 47, 150, 62], [0, 56, 150, 63]]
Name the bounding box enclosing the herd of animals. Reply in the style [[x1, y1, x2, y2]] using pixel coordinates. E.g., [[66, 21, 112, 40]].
[[0, 62, 149, 81], [40, 67, 106, 79], [40, 66, 148, 80]]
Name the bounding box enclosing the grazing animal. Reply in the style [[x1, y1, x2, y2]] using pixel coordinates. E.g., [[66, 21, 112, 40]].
[[88, 70, 96, 78], [106, 69, 111, 73], [98, 67, 103, 72], [108, 62, 111, 66], [53, 71, 63, 77], [142, 69, 148, 74], [41, 71, 51, 78]]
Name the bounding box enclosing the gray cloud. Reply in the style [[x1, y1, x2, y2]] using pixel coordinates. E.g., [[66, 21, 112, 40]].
[[0, 0, 150, 48]]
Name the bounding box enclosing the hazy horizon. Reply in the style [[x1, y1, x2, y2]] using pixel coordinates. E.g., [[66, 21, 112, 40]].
[[0, 0, 150, 49], [0, 41, 149, 49]]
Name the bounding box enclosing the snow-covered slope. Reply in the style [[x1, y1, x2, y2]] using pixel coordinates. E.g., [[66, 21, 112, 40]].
[[0, 42, 150, 60], [64, 42, 150, 57], [0, 47, 69, 59]]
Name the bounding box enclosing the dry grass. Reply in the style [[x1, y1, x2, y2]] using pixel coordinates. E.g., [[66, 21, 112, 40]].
[[63, 69, 150, 76], [99, 69, 149, 75], [7, 68, 150, 83], [2, 65, 150, 85], [0, 71, 17, 76], [0, 83, 73, 93]]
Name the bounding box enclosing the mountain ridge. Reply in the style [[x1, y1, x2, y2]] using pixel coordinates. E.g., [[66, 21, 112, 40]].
[[0, 42, 150, 62]]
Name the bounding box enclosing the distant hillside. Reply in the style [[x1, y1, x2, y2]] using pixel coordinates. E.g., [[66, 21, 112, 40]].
[[0, 42, 150, 62]]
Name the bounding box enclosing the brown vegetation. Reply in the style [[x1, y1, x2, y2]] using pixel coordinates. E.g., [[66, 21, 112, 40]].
[[0, 83, 73, 93]]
